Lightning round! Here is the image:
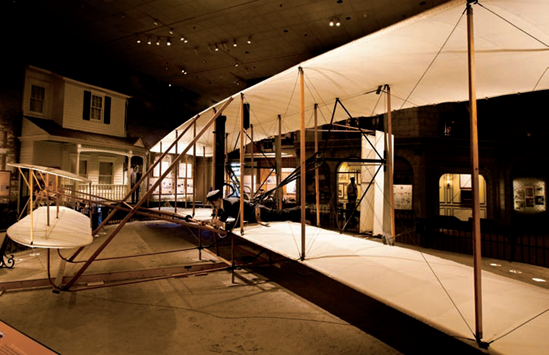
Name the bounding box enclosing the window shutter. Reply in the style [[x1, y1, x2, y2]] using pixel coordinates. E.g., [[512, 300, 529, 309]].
[[104, 96, 111, 125], [83, 91, 91, 120]]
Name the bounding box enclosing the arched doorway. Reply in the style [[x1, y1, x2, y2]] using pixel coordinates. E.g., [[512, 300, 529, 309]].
[[439, 173, 487, 221], [337, 161, 361, 231]]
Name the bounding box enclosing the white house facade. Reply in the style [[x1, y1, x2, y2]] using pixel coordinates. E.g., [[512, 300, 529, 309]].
[[19, 66, 148, 201]]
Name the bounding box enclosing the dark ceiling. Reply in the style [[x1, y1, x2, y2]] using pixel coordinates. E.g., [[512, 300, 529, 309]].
[[3, 0, 451, 108]]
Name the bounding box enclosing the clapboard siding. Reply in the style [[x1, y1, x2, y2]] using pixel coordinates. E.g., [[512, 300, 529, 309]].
[[63, 81, 126, 137], [19, 141, 33, 164]]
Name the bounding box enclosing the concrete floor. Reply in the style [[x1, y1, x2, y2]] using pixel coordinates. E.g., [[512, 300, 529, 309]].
[[1, 218, 545, 354]]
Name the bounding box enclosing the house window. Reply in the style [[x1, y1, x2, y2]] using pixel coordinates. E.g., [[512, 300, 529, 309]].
[[83, 91, 111, 124], [30, 85, 45, 113], [91, 95, 103, 121], [99, 162, 113, 185], [79, 160, 88, 178]]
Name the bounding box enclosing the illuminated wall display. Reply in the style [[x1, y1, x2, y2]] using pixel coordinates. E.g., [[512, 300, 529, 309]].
[[513, 178, 546, 213], [439, 173, 487, 221], [394, 184, 412, 210]]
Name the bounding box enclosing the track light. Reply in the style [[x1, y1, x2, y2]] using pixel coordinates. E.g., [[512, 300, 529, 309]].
[[181, 68, 187, 74], [147, 37, 152, 45], [247, 35, 252, 44], [169, 28, 174, 35], [156, 37, 160, 45], [235, 60, 239, 67], [136, 35, 141, 44], [336, 18, 341, 26], [214, 43, 219, 51], [153, 19, 159, 26], [180, 36, 185, 41], [329, 19, 334, 26], [233, 39, 237, 47], [167, 37, 172, 46]]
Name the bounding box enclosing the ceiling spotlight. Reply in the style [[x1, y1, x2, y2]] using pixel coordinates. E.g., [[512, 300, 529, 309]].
[[181, 68, 187, 74], [184, 38, 188, 43], [156, 37, 161, 45], [154, 19, 159, 26], [147, 37, 152, 45], [235, 60, 239, 67], [169, 28, 174, 35], [233, 39, 237, 47], [180, 36, 185, 41], [247, 35, 252, 44], [168, 83, 171, 87], [329, 19, 334, 26], [336, 18, 341, 26], [167, 37, 171, 46], [214, 43, 219, 51], [136, 35, 141, 44]]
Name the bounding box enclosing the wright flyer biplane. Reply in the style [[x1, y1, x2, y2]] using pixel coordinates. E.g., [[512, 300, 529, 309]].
[[2, 1, 549, 354]]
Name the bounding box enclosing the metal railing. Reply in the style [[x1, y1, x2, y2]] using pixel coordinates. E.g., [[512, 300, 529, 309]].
[[62, 184, 130, 203], [396, 214, 549, 268]]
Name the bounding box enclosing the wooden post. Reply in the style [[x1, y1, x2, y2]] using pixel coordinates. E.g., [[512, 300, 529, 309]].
[[29, 169, 34, 245], [46, 173, 50, 227], [75, 144, 80, 202], [174, 130, 178, 213], [193, 122, 197, 215], [158, 142, 162, 211], [146, 152, 151, 208], [239, 93, 245, 234], [203, 146, 207, 205], [299, 67, 306, 260], [88, 181, 92, 229], [225, 133, 229, 197], [251, 124, 254, 198], [56, 175, 59, 218], [276, 115, 282, 210], [386, 85, 395, 244], [127, 150, 133, 196], [185, 155, 188, 208], [314, 103, 320, 226], [467, 1, 483, 343]]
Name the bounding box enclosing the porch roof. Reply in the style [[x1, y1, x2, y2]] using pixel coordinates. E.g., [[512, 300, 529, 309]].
[[24, 116, 147, 153]]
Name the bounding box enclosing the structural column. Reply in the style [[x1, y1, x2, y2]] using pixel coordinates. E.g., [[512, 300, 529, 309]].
[[276, 115, 282, 209], [467, 1, 483, 343], [299, 67, 306, 260]]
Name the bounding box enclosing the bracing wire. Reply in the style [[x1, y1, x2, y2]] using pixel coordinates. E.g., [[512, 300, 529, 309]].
[[476, 2, 549, 48], [488, 309, 549, 344], [419, 252, 476, 338], [399, 7, 466, 110]]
